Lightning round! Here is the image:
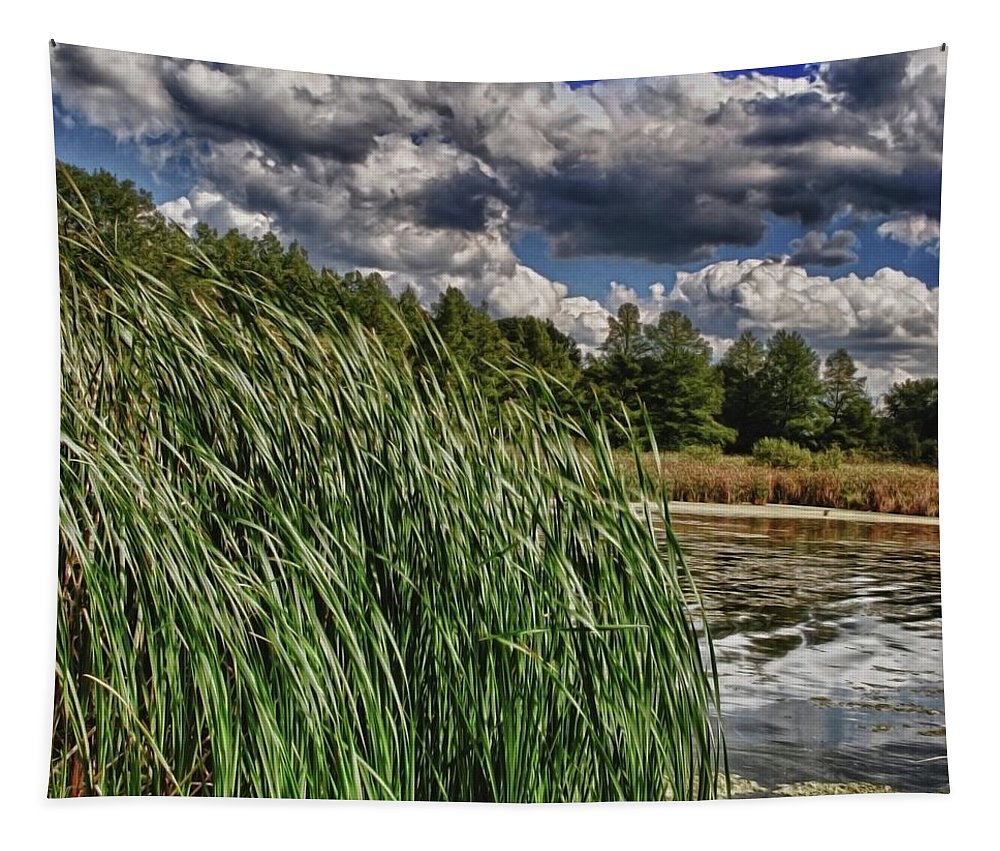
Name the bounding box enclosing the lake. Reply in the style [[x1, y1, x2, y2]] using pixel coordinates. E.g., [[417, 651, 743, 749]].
[[666, 509, 948, 795]]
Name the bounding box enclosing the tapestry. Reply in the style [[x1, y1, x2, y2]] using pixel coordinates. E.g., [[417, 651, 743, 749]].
[[49, 42, 946, 800]]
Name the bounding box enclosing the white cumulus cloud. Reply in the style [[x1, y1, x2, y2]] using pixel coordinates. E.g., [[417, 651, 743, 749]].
[[608, 259, 937, 399], [159, 186, 276, 239], [877, 213, 941, 250]]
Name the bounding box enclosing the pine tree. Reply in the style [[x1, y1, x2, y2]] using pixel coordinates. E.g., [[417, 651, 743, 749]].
[[643, 311, 734, 449], [760, 330, 829, 446], [821, 348, 874, 448], [719, 331, 768, 452]]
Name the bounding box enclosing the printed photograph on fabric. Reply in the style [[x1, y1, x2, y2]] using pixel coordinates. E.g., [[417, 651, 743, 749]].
[[49, 42, 946, 800]]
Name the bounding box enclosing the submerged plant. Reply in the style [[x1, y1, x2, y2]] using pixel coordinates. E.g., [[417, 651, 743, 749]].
[[52, 173, 724, 801]]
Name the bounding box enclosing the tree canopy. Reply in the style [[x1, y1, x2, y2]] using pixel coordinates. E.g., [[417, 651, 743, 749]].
[[719, 331, 768, 453], [821, 348, 874, 449], [881, 378, 938, 463], [760, 330, 829, 447], [642, 311, 734, 449]]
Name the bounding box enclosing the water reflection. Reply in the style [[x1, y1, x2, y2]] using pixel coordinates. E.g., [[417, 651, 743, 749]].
[[664, 513, 948, 793]]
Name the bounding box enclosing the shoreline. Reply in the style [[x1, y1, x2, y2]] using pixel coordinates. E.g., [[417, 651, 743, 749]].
[[640, 501, 939, 526]]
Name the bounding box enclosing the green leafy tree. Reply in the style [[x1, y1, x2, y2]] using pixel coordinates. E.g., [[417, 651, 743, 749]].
[[430, 287, 510, 399], [195, 227, 301, 288], [193, 225, 338, 326], [496, 316, 584, 412], [718, 331, 768, 453], [643, 311, 734, 449], [881, 378, 938, 463], [395, 287, 432, 363], [585, 303, 652, 439], [498, 316, 581, 385], [821, 348, 874, 449], [340, 270, 413, 359], [601, 302, 649, 360], [56, 161, 190, 278], [760, 330, 829, 446]]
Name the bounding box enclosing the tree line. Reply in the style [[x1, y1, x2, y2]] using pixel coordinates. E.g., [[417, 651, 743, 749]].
[[56, 163, 938, 465], [573, 302, 936, 463]]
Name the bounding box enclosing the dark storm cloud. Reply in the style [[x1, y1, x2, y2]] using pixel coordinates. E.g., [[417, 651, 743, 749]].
[[788, 229, 859, 267], [760, 159, 943, 225], [51, 44, 945, 389], [414, 167, 512, 231], [51, 43, 424, 166], [160, 66, 398, 164], [291, 85, 326, 107], [738, 91, 872, 146], [822, 51, 910, 110], [503, 51, 945, 263], [51, 43, 946, 283], [51, 42, 124, 89], [523, 165, 766, 264]]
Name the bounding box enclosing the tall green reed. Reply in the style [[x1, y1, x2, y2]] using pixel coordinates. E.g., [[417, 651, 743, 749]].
[[52, 177, 724, 800]]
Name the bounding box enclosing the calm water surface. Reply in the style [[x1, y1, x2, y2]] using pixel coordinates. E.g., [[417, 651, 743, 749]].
[[665, 512, 947, 793]]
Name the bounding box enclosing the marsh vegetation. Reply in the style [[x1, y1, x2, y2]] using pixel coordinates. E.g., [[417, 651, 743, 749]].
[[52, 168, 724, 800]]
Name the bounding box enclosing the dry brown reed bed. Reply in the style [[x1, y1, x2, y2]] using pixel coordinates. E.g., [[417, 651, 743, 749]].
[[616, 453, 938, 517]]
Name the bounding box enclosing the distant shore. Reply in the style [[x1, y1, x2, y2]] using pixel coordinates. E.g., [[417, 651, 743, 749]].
[[616, 452, 939, 518], [661, 500, 939, 526]]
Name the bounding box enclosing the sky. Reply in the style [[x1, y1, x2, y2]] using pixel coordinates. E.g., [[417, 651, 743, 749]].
[[50, 44, 945, 399]]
